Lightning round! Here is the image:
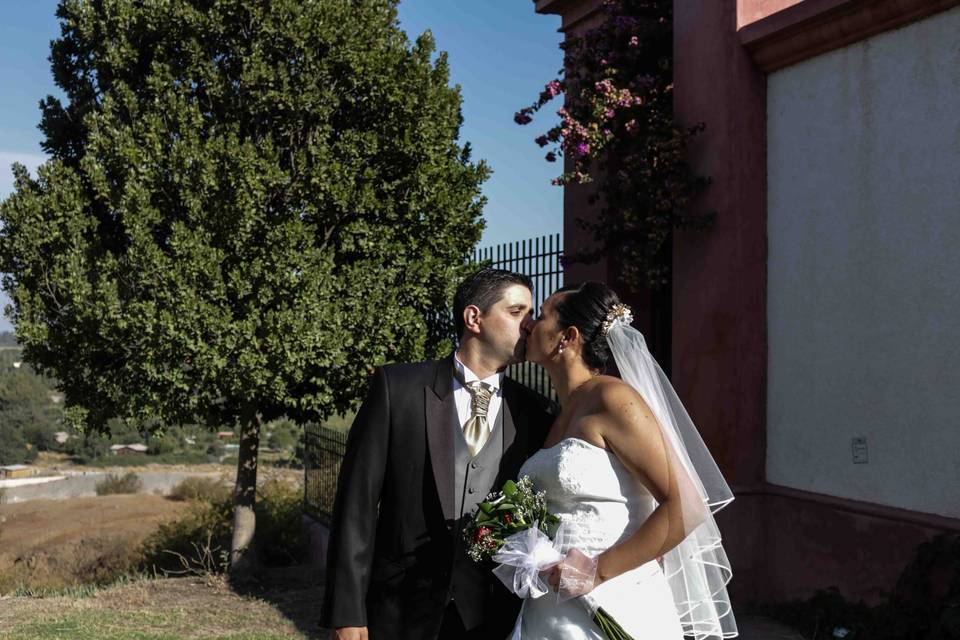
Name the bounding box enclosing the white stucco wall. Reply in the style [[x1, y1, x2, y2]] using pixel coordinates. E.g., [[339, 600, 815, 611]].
[[766, 6, 960, 518]]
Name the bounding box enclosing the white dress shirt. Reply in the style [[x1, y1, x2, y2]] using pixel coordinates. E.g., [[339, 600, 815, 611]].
[[453, 353, 503, 434]]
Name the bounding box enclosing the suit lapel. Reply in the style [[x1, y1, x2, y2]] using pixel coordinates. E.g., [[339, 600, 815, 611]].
[[496, 379, 527, 486], [425, 355, 456, 524]]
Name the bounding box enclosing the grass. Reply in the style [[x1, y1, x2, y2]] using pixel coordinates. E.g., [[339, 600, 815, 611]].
[[10, 573, 149, 598], [0, 576, 316, 639]]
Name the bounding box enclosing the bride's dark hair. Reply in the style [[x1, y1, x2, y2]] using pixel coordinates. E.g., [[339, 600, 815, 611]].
[[554, 281, 620, 371]]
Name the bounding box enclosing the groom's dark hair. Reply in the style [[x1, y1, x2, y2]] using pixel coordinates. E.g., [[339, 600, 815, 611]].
[[454, 267, 533, 339]]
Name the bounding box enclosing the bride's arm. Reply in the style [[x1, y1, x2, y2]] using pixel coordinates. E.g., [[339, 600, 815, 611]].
[[592, 382, 707, 584]]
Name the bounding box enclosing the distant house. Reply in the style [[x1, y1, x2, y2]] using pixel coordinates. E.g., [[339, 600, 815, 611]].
[[53, 431, 71, 445], [216, 431, 235, 440], [0, 464, 34, 479], [110, 444, 148, 456]]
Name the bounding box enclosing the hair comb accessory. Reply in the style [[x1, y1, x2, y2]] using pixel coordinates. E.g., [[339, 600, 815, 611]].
[[600, 303, 633, 337]]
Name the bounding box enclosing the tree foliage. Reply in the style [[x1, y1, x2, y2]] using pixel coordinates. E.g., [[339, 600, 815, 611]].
[[1, 0, 486, 431], [1, 0, 488, 571], [0, 353, 63, 464]]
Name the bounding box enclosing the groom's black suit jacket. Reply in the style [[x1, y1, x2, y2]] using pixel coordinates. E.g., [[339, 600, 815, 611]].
[[320, 355, 554, 639]]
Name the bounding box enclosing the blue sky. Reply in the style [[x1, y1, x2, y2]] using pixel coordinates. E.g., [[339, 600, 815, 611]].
[[0, 1, 565, 332]]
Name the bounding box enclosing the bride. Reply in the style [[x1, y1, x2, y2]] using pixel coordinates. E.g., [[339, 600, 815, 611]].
[[514, 281, 738, 639]]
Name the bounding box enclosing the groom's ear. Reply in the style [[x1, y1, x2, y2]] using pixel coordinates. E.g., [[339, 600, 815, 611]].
[[463, 305, 483, 335]]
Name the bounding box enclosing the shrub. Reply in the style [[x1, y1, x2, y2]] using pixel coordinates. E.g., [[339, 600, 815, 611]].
[[95, 472, 143, 495], [139, 497, 233, 577], [253, 479, 308, 567], [169, 477, 231, 503], [0, 535, 143, 595], [0, 427, 37, 465], [758, 533, 960, 640], [139, 477, 306, 576]]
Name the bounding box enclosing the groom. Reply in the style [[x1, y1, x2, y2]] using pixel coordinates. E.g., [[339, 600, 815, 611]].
[[321, 267, 555, 640]]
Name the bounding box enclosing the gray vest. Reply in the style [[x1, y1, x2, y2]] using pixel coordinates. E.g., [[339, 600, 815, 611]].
[[454, 399, 506, 519]]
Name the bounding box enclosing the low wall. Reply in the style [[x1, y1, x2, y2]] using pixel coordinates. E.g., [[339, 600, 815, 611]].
[[719, 485, 960, 605], [0, 471, 226, 503]]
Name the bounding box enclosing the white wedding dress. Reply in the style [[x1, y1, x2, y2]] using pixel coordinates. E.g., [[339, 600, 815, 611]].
[[514, 436, 684, 640]]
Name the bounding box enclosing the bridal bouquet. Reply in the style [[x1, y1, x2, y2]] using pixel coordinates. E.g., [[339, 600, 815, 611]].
[[464, 477, 634, 640]]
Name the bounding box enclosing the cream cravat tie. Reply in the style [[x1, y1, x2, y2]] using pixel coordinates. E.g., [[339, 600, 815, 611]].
[[461, 380, 495, 457]]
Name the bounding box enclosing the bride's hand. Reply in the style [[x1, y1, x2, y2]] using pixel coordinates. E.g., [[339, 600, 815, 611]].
[[545, 548, 601, 600]]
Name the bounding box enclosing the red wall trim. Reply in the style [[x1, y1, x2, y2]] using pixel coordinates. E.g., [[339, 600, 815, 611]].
[[739, 0, 960, 72]]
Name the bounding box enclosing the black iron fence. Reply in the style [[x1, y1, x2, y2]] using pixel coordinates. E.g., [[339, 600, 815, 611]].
[[303, 233, 563, 522], [303, 422, 348, 525]]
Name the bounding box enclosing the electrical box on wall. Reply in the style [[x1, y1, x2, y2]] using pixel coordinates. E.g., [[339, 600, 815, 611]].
[[851, 437, 868, 464]]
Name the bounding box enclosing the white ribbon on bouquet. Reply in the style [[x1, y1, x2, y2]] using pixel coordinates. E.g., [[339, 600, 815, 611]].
[[491, 522, 600, 640], [491, 524, 565, 599]]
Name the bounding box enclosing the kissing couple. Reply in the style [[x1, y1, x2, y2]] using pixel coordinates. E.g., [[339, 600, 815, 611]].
[[322, 267, 738, 639]]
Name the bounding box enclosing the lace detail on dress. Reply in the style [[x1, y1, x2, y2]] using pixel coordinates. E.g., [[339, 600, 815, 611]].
[[519, 438, 655, 554]]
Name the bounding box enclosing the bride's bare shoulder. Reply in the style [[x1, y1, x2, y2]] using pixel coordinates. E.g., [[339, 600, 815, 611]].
[[587, 375, 640, 403], [587, 377, 656, 432]]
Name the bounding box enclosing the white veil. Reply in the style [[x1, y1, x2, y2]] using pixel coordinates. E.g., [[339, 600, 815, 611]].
[[605, 308, 738, 639]]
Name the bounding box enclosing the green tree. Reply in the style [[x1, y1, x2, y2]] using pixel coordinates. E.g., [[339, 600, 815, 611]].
[[65, 431, 111, 462], [0, 363, 63, 452], [1, 0, 487, 576], [0, 426, 37, 466]]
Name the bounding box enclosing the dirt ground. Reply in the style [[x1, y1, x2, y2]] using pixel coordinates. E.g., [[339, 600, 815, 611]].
[[0, 494, 192, 593], [0, 483, 328, 638]]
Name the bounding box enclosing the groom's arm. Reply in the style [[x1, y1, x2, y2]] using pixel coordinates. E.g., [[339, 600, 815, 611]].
[[321, 367, 391, 630]]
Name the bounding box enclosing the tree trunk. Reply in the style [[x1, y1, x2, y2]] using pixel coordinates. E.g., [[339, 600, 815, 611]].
[[229, 407, 261, 579]]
